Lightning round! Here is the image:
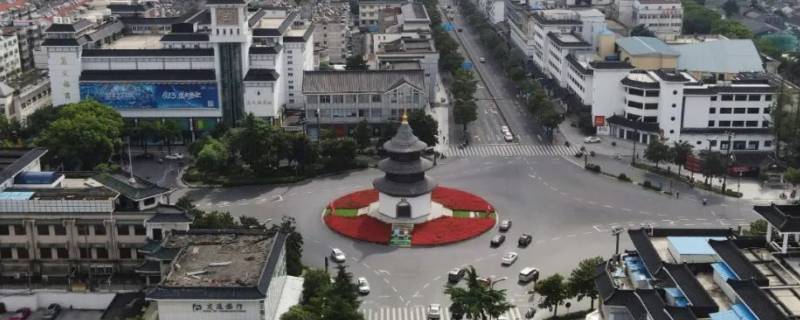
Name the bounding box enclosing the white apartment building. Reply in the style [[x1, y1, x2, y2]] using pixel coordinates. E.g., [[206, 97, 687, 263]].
[[0, 77, 52, 123], [0, 33, 21, 82], [632, 0, 682, 40], [313, 1, 350, 64], [477, 0, 505, 24], [358, 0, 407, 30]]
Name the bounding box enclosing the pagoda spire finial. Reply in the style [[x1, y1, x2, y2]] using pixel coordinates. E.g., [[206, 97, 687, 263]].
[[401, 110, 408, 124]]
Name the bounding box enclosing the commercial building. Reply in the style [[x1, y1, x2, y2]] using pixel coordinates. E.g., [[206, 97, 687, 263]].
[[0, 148, 192, 285], [590, 225, 798, 319], [42, 1, 315, 139], [0, 32, 22, 82], [145, 229, 303, 320], [631, 0, 682, 40], [302, 69, 427, 137]]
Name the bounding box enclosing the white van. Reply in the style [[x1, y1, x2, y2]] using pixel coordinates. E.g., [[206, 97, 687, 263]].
[[519, 267, 539, 283]]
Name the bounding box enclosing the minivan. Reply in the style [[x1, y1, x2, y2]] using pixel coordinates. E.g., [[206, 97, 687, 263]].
[[519, 267, 539, 283]]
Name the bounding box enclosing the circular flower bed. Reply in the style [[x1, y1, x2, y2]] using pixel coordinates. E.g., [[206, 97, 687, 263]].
[[324, 186, 495, 246]]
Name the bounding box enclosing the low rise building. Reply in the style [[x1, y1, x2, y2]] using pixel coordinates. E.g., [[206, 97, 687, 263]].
[[313, 1, 351, 64], [0, 148, 192, 285], [302, 69, 427, 137], [0, 32, 21, 82], [631, 0, 682, 41], [358, 0, 407, 30], [477, 0, 505, 24], [0, 76, 51, 123], [145, 229, 302, 320]]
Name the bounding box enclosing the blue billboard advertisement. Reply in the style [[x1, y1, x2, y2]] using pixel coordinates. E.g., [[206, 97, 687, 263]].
[[80, 83, 219, 109]]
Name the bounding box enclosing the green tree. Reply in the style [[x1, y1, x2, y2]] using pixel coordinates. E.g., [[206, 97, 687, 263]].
[[747, 219, 768, 236], [270, 216, 303, 276], [196, 138, 229, 173], [644, 140, 672, 168], [191, 210, 238, 229], [701, 151, 726, 185], [451, 69, 477, 100], [239, 216, 263, 228], [354, 119, 371, 149], [567, 257, 604, 309], [320, 137, 357, 171], [302, 269, 332, 304], [534, 273, 570, 317], [784, 167, 800, 187], [280, 305, 316, 320], [158, 120, 182, 153], [445, 266, 514, 320], [136, 121, 160, 154], [630, 24, 656, 37], [345, 55, 369, 71], [35, 100, 124, 170], [671, 141, 694, 176], [331, 264, 360, 308], [407, 109, 439, 146], [289, 134, 318, 173], [226, 114, 282, 175], [21, 106, 57, 140], [454, 99, 478, 132], [711, 19, 753, 39], [722, 0, 740, 16]]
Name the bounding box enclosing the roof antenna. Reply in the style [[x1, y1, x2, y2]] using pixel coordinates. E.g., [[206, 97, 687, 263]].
[[127, 136, 136, 184]]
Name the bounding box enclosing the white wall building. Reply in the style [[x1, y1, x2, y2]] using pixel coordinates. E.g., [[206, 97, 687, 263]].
[[632, 0, 682, 40], [477, 0, 505, 24], [0, 33, 22, 82]]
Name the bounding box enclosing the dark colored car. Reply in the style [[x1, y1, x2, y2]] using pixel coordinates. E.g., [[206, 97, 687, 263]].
[[448, 268, 466, 283], [457, 28, 463, 32], [499, 219, 512, 232], [518, 234, 533, 247], [490, 234, 506, 247], [43, 303, 62, 320], [9, 308, 31, 320]]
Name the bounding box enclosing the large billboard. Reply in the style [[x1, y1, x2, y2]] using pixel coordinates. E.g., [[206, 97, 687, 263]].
[[80, 83, 219, 109]]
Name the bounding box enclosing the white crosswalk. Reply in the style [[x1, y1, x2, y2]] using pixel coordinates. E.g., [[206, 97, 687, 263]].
[[443, 144, 581, 158], [360, 306, 524, 320]]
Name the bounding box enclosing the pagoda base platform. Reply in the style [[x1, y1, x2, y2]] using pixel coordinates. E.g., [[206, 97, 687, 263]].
[[365, 201, 452, 225]]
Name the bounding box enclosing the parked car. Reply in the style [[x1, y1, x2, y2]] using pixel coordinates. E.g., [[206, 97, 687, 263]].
[[490, 234, 506, 247], [499, 219, 512, 232], [504, 133, 514, 142], [9, 308, 31, 320], [357, 277, 370, 294], [518, 234, 533, 247], [501, 125, 510, 134], [165, 152, 184, 160], [525, 307, 537, 319], [43, 303, 62, 320], [479, 57, 486, 63], [448, 267, 466, 283], [331, 248, 346, 263], [584, 136, 601, 144], [427, 304, 442, 319], [457, 28, 463, 32], [501, 252, 519, 265]]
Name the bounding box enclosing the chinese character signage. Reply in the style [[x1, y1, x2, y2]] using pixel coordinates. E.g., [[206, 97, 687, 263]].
[[80, 83, 219, 109], [191, 302, 246, 313]]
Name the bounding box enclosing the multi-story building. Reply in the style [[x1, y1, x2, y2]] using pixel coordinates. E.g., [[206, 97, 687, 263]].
[[477, 0, 505, 25], [0, 32, 22, 82], [302, 69, 427, 137], [0, 148, 192, 285], [42, 1, 314, 140], [144, 229, 302, 320], [0, 76, 52, 123], [631, 0, 682, 40], [358, 0, 407, 30], [313, 1, 351, 64], [591, 223, 799, 319]]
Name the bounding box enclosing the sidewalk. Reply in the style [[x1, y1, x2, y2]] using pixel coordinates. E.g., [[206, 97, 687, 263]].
[[557, 115, 792, 202], [429, 76, 452, 153]]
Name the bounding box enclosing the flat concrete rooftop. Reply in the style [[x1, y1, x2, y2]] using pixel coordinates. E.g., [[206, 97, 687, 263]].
[[163, 233, 273, 288], [104, 34, 163, 49]]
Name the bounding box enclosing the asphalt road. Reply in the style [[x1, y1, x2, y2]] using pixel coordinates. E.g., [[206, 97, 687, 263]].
[[442, 1, 546, 146], [177, 155, 759, 318]]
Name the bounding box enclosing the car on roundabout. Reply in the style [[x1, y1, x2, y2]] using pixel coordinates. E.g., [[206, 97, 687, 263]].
[[490, 234, 506, 247], [448, 267, 466, 283], [518, 234, 533, 247], [357, 277, 370, 294], [501, 252, 519, 266], [331, 248, 346, 263], [499, 219, 512, 232]]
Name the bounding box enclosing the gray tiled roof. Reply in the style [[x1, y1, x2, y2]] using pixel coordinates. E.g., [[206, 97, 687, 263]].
[[672, 40, 764, 74], [617, 37, 679, 56], [303, 70, 424, 94]]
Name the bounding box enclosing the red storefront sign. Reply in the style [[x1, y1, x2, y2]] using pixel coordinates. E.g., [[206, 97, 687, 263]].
[[594, 116, 605, 127], [685, 154, 702, 173]]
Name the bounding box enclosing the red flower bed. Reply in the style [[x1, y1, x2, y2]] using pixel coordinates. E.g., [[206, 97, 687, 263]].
[[432, 186, 494, 212], [324, 214, 391, 244], [411, 216, 495, 246], [329, 189, 378, 209]]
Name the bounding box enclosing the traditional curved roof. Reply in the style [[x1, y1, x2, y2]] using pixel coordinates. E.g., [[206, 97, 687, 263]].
[[383, 122, 427, 154], [373, 176, 437, 197]]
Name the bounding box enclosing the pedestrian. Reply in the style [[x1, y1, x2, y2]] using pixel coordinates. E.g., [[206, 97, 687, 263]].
[[676, 191, 679, 199], [702, 198, 707, 205]]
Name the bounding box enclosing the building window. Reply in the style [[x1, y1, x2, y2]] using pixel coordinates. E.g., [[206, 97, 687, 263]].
[[669, 130, 674, 134], [747, 108, 759, 114], [709, 108, 716, 114], [708, 120, 714, 127], [732, 121, 744, 127], [0, 225, 8, 235], [133, 225, 146, 236], [17, 248, 28, 259], [765, 140, 773, 147], [671, 103, 676, 108], [119, 248, 133, 259], [748, 94, 761, 101], [0, 248, 11, 259], [696, 141, 702, 145], [333, 95, 344, 103], [748, 141, 759, 150], [80, 247, 90, 259], [766, 95, 773, 101], [320, 95, 331, 103], [94, 225, 106, 236], [763, 120, 770, 127], [37, 225, 50, 236], [77, 225, 89, 235], [735, 95, 747, 101], [53, 225, 66, 236], [670, 116, 676, 121], [40, 248, 52, 259], [764, 107, 771, 114], [96, 247, 109, 259], [719, 108, 732, 114], [721, 95, 733, 101], [710, 96, 717, 101], [673, 90, 678, 95], [746, 121, 758, 127], [117, 225, 130, 236], [13, 225, 25, 235], [56, 247, 68, 259], [719, 120, 731, 126], [645, 90, 659, 97], [628, 88, 644, 96], [371, 94, 382, 103], [644, 103, 658, 110], [734, 108, 746, 114], [721, 141, 729, 150], [627, 101, 643, 109]]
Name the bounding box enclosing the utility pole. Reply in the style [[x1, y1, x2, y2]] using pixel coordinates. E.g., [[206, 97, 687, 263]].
[[722, 131, 734, 193]]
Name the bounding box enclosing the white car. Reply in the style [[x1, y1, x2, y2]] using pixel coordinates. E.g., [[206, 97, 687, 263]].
[[504, 133, 514, 142], [427, 304, 442, 319], [501, 126, 510, 134], [331, 248, 346, 263], [164, 152, 184, 160], [479, 57, 486, 63], [357, 277, 370, 294], [584, 136, 601, 144], [502, 252, 519, 266]]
